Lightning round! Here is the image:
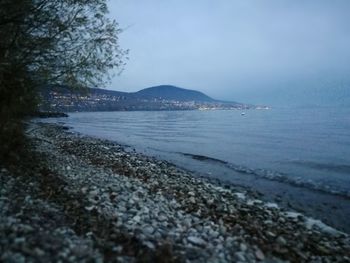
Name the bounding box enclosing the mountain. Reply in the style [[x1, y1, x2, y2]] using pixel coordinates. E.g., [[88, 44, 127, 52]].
[[40, 85, 255, 112], [135, 85, 215, 102]]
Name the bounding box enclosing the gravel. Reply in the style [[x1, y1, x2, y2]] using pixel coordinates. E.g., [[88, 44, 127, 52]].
[[0, 122, 350, 262]]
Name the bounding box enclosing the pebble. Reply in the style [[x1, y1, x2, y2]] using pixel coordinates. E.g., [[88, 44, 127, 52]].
[[85, 205, 95, 211], [266, 231, 276, 237], [255, 249, 265, 261], [235, 251, 246, 261], [142, 225, 155, 235], [34, 248, 45, 257], [240, 243, 247, 251], [14, 237, 26, 244], [187, 236, 207, 247], [276, 236, 287, 246], [189, 197, 196, 204], [132, 215, 141, 223]]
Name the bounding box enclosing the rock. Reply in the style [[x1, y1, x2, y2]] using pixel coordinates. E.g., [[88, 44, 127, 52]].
[[142, 206, 150, 214], [278, 217, 286, 223], [184, 217, 192, 227], [207, 199, 214, 205], [81, 187, 88, 194], [266, 231, 276, 238], [34, 248, 45, 256], [219, 225, 227, 235], [158, 215, 167, 222], [189, 197, 196, 204], [85, 205, 95, 211], [255, 249, 265, 261], [14, 237, 26, 244], [187, 236, 207, 247], [113, 245, 123, 253], [89, 190, 99, 198], [143, 225, 155, 235], [207, 229, 218, 239], [239, 243, 247, 252], [109, 192, 118, 200], [144, 241, 155, 250], [276, 236, 287, 246], [132, 215, 141, 224], [235, 251, 246, 261], [264, 220, 273, 225]]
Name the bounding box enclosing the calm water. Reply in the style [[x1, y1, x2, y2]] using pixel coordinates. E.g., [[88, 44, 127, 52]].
[[45, 108, 350, 198]]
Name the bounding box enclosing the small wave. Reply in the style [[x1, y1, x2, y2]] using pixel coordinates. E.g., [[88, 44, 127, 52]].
[[180, 152, 350, 199], [290, 161, 350, 175], [180, 153, 228, 164], [226, 164, 350, 199]]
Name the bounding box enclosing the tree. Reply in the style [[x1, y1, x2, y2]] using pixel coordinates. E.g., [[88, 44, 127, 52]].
[[0, 0, 127, 161]]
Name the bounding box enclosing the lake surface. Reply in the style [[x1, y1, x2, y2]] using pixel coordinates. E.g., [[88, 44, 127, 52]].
[[48, 108, 350, 197]]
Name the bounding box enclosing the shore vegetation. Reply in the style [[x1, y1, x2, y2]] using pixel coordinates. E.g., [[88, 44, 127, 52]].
[[0, 0, 126, 162]]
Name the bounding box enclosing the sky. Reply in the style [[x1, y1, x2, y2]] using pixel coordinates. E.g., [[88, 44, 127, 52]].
[[107, 0, 350, 106]]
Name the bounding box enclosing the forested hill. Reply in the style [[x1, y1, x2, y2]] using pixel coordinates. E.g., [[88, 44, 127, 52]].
[[135, 85, 215, 102], [40, 85, 255, 112]]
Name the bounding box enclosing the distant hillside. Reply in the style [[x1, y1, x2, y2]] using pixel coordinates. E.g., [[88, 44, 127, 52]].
[[136, 85, 215, 102], [40, 85, 255, 112]]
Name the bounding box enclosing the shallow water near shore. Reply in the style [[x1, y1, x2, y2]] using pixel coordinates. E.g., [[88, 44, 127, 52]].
[[41, 107, 350, 232]]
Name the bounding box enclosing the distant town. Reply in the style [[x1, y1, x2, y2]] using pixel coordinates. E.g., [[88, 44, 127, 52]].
[[40, 85, 268, 112]]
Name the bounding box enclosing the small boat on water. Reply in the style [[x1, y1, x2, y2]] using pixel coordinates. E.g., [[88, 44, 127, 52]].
[[241, 112, 246, 116]]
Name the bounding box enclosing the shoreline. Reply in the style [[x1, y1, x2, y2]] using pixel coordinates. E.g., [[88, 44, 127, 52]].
[[1, 122, 350, 262], [59, 118, 350, 234], [164, 155, 350, 235]]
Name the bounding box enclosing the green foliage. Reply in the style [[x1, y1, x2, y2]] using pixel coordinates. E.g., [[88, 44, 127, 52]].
[[0, 0, 126, 163]]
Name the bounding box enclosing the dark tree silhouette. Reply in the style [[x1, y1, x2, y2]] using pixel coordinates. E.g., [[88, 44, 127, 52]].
[[0, 0, 127, 161]]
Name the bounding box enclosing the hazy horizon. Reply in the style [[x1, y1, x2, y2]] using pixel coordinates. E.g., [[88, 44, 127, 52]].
[[107, 1, 350, 107]]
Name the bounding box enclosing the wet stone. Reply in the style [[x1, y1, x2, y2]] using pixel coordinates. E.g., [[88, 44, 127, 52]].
[[255, 249, 265, 261], [187, 236, 207, 247]]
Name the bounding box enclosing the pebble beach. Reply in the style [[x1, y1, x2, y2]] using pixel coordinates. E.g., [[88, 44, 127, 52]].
[[1, 122, 350, 262]]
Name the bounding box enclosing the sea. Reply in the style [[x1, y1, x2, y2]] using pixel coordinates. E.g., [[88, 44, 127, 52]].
[[41, 107, 350, 232]]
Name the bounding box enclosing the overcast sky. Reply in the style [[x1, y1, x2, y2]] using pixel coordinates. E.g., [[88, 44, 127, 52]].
[[107, 0, 350, 106]]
